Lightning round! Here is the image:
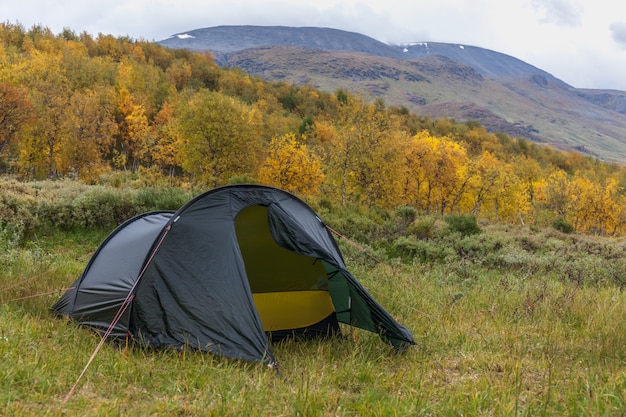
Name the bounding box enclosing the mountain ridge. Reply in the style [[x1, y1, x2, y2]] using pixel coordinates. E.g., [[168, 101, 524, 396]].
[[158, 25, 626, 163]]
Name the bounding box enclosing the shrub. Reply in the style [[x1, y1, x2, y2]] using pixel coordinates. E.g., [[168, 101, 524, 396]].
[[407, 216, 437, 239], [0, 217, 32, 249], [394, 206, 417, 231], [325, 207, 384, 244], [516, 234, 543, 252], [444, 214, 481, 236], [552, 217, 574, 234], [227, 174, 257, 184], [99, 170, 136, 188], [34, 186, 135, 230], [134, 187, 190, 212], [71, 187, 136, 229], [0, 179, 40, 246], [392, 235, 456, 263]]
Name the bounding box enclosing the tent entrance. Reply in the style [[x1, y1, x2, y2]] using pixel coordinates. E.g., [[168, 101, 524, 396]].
[[235, 205, 338, 337]]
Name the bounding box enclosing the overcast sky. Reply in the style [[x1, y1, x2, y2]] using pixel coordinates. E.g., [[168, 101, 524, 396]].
[[3, 0, 626, 91]]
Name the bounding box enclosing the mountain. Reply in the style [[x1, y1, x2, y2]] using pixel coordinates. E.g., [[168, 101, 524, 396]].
[[158, 25, 626, 163]]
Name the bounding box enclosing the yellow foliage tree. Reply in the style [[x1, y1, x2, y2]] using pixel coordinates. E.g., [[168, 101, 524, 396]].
[[57, 88, 117, 182], [402, 132, 469, 215], [460, 151, 529, 222], [400, 131, 439, 211], [570, 175, 622, 235], [151, 101, 181, 177], [328, 99, 405, 208], [258, 133, 324, 197], [12, 49, 69, 178], [534, 169, 572, 221], [115, 88, 155, 171], [176, 90, 263, 187]]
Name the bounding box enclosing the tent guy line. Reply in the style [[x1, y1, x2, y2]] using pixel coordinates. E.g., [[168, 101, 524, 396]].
[[63, 224, 173, 402], [0, 251, 94, 299], [2, 287, 76, 303]]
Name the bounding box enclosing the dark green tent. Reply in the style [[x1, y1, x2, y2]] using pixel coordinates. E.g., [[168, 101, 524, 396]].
[[53, 184, 414, 366]]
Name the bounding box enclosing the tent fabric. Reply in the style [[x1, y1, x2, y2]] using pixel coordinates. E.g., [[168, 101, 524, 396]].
[[52, 184, 415, 366], [52, 211, 175, 337]]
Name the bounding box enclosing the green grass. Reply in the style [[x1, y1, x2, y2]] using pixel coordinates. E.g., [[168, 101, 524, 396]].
[[1, 224, 626, 416]]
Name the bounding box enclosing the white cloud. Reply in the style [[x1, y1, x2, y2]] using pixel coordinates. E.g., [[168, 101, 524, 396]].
[[611, 21, 626, 49], [531, 0, 584, 26]]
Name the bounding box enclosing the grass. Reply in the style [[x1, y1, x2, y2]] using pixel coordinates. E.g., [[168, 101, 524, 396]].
[[1, 223, 626, 416]]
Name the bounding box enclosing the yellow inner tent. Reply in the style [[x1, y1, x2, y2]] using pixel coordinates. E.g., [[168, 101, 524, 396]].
[[235, 205, 335, 331]]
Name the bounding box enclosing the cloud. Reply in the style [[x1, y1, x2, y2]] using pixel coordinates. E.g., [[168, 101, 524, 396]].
[[610, 21, 626, 49], [531, 0, 583, 26]]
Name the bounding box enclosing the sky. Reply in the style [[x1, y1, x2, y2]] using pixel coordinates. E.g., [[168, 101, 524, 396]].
[[3, 0, 626, 91]]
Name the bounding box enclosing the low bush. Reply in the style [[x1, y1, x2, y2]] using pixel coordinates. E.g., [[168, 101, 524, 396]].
[[134, 187, 191, 212], [0, 179, 193, 239], [552, 217, 574, 233], [393, 206, 417, 231], [407, 215, 438, 239], [392, 235, 455, 263], [444, 214, 481, 236]]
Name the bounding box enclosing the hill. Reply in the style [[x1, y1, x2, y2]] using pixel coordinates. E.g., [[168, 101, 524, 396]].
[[6, 21, 626, 237], [158, 25, 626, 163]]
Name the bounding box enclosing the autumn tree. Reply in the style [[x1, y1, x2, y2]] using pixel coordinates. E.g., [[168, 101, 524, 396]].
[[258, 133, 324, 196], [165, 59, 192, 91], [115, 56, 169, 119], [432, 138, 470, 215], [14, 49, 71, 178], [16, 93, 66, 179], [463, 151, 531, 223], [400, 130, 435, 210], [327, 98, 405, 208], [0, 82, 33, 171], [401, 132, 468, 215], [534, 169, 572, 223], [115, 88, 154, 171], [509, 155, 544, 224], [568, 175, 623, 235], [176, 89, 263, 187], [56, 88, 117, 182], [151, 101, 181, 177]]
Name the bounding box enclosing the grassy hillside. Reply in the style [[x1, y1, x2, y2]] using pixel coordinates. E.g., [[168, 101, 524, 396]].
[[1, 181, 625, 415], [226, 46, 626, 163]]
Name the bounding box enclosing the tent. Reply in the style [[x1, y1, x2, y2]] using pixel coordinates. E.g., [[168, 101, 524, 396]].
[[52, 184, 414, 367]]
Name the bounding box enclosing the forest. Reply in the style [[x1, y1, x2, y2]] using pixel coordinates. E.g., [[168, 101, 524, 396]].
[[2, 22, 626, 236]]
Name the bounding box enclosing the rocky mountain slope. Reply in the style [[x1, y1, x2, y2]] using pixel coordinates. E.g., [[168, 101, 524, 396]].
[[158, 25, 626, 163]]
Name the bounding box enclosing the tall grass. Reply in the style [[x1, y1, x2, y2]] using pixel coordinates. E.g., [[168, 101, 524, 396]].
[[1, 181, 625, 415]]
